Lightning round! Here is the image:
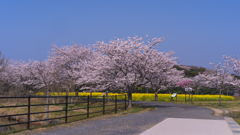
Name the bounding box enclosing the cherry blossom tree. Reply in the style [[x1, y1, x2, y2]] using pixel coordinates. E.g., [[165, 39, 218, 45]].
[[145, 66, 183, 101], [0, 51, 8, 73], [224, 55, 240, 75], [48, 44, 93, 96], [92, 35, 166, 108], [164, 68, 184, 94], [176, 78, 193, 88], [1, 60, 20, 95], [1, 60, 35, 96], [192, 74, 209, 95], [224, 76, 236, 96], [177, 78, 194, 103], [177, 74, 212, 95], [23, 60, 59, 122], [206, 63, 235, 105], [22, 60, 58, 92], [0, 51, 9, 94], [224, 55, 240, 87]]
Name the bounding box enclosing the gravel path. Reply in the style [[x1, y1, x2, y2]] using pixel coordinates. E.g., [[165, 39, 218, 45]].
[[15, 101, 223, 135]]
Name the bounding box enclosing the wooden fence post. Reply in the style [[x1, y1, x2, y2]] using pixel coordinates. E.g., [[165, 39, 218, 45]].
[[125, 95, 127, 110], [87, 95, 89, 118], [65, 95, 68, 123], [27, 96, 30, 129], [103, 95, 105, 115], [115, 95, 117, 114]]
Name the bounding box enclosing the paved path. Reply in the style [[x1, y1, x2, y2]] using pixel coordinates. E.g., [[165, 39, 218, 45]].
[[16, 101, 236, 135], [140, 118, 232, 135]]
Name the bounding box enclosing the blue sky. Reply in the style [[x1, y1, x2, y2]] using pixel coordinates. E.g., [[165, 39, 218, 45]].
[[0, 0, 239, 69]]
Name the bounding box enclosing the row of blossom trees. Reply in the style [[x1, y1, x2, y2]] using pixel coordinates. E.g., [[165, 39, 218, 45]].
[[177, 58, 240, 105], [0, 36, 240, 107], [0, 36, 185, 108]]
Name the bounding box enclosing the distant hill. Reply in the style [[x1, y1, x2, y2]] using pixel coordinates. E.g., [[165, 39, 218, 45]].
[[174, 65, 215, 77]]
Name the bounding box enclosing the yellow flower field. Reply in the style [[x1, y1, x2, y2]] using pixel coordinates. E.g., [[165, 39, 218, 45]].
[[36, 92, 123, 97], [36, 92, 235, 101], [130, 93, 234, 102]]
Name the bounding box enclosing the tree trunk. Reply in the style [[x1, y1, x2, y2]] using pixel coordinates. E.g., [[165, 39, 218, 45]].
[[46, 90, 49, 124], [67, 91, 69, 96], [219, 89, 222, 106], [127, 91, 132, 108], [168, 88, 172, 94], [75, 85, 79, 101], [155, 91, 158, 101], [57, 92, 60, 103], [189, 91, 190, 103], [69, 88, 73, 103], [146, 88, 148, 93], [105, 91, 109, 102], [75, 90, 78, 97], [90, 92, 92, 99]]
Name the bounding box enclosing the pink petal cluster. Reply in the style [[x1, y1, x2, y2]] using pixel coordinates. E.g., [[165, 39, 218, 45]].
[[176, 79, 193, 88]]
